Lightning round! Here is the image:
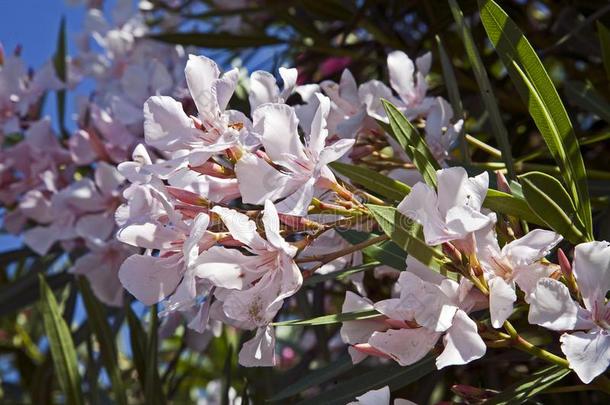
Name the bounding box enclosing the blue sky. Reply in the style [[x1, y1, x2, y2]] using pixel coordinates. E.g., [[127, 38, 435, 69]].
[[0, 1, 86, 68]]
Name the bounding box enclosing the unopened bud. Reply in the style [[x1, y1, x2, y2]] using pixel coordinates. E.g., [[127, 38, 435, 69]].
[[557, 248, 572, 277], [166, 186, 209, 207], [442, 242, 462, 264], [496, 170, 511, 194]]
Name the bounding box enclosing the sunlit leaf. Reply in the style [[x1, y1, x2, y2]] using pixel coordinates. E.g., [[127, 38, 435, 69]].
[[330, 162, 410, 202], [479, 0, 593, 239], [272, 309, 381, 326], [487, 365, 570, 405], [38, 274, 83, 405]]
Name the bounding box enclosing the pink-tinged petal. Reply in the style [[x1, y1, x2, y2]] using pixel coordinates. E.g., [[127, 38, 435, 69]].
[[513, 262, 555, 300], [416, 52, 432, 76], [317, 138, 356, 168], [187, 295, 213, 333], [262, 200, 286, 251], [502, 229, 562, 266], [387, 51, 415, 100], [182, 213, 210, 267], [116, 222, 181, 250], [213, 68, 238, 112], [23, 226, 58, 255], [223, 275, 283, 327], [185, 54, 221, 116], [192, 246, 249, 290], [76, 212, 115, 244], [72, 252, 124, 307], [144, 96, 198, 151], [444, 205, 492, 237], [235, 153, 296, 205], [560, 330, 610, 384], [62, 179, 106, 212], [118, 254, 182, 305], [373, 298, 413, 322], [249, 71, 279, 110], [573, 241, 610, 313], [358, 80, 398, 122], [20, 190, 53, 224], [307, 93, 331, 157], [211, 205, 267, 251], [95, 162, 124, 195], [436, 167, 485, 215], [399, 272, 457, 332], [368, 328, 439, 366], [528, 278, 594, 331], [340, 292, 386, 345], [397, 182, 449, 245], [238, 325, 276, 367], [436, 309, 486, 369], [274, 177, 316, 217], [404, 256, 445, 284], [349, 386, 390, 405], [68, 129, 97, 165], [487, 277, 516, 328], [255, 103, 306, 162], [348, 346, 369, 364]]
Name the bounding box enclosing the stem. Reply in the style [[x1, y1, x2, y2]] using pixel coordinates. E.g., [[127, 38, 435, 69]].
[[503, 320, 569, 368], [465, 134, 502, 157], [299, 234, 389, 276]]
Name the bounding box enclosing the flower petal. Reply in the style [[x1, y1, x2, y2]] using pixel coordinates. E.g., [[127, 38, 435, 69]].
[[436, 309, 486, 369], [368, 328, 439, 366], [488, 277, 517, 328], [560, 330, 610, 384], [238, 325, 276, 367], [118, 254, 182, 305], [572, 241, 610, 313]]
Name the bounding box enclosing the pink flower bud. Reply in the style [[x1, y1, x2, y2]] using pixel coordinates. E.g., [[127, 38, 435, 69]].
[[557, 248, 572, 277]]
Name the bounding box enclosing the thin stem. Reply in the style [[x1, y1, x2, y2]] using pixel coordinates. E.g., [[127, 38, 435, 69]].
[[299, 234, 389, 276], [465, 134, 502, 157], [503, 320, 569, 368]]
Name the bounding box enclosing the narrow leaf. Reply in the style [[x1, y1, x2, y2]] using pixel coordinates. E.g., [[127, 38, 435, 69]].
[[487, 365, 570, 405], [126, 304, 147, 395], [449, 0, 515, 179], [337, 229, 406, 270], [38, 274, 83, 405], [436, 35, 468, 163], [381, 99, 440, 187], [78, 277, 127, 405], [366, 204, 446, 273], [330, 161, 410, 202], [53, 17, 67, 137], [303, 262, 380, 287], [483, 189, 545, 226], [269, 355, 353, 401], [299, 356, 436, 405], [479, 0, 593, 238], [521, 171, 586, 243]]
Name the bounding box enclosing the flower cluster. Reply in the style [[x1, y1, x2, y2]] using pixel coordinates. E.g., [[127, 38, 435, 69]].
[[112, 47, 464, 366]]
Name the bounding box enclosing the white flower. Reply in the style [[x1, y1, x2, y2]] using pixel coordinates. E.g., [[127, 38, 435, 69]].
[[235, 94, 354, 216], [476, 227, 562, 328], [397, 167, 492, 246], [528, 241, 610, 383]]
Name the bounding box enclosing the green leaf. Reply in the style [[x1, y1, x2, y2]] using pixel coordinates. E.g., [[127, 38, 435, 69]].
[[449, 0, 515, 179], [487, 365, 570, 405], [330, 162, 410, 202], [337, 229, 407, 270], [78, 277, 127, 405], [298, 356, 436, 405], [409, 146, 438, 188], [381, 99, 439, 187], [272, 309, 380, 326], [483, 189, 545, 226], [436, 35, 468, 163], [126, 305, 147, 395], [366, 205, 446, 273], [145, 305, 165, 405], [597, 21, 610, 83], [303, 262, 380, 287], [269, 355, 353, 401], [564, 81, 610, 123], [479, 0, 593, 239], [520, 171, 586, 243], [53, 17, 67, 137], [38, 274, 83, 405], [149, 33, 284, 48]]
